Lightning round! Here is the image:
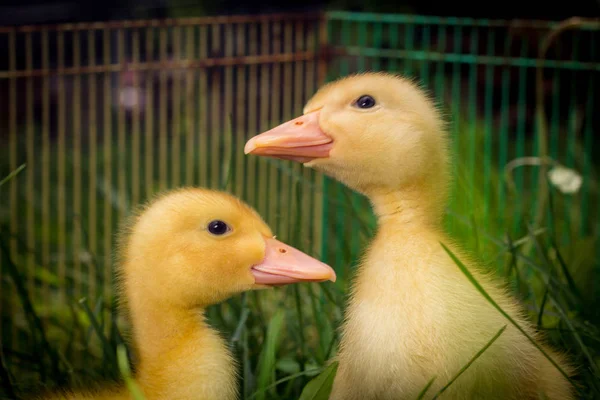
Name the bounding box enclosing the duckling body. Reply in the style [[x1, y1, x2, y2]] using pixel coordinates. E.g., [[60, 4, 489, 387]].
[[334, 214, 571, 399], [245, 72, 574, 399], [36, 188, 335, 400]]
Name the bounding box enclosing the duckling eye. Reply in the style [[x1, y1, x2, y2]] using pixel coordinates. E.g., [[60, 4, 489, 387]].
[[353, 95, 376, 109], [208, 220, 230, 235]]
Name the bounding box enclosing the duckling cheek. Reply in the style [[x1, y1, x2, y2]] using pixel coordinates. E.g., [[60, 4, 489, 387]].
[[230, 235, 267, 284]]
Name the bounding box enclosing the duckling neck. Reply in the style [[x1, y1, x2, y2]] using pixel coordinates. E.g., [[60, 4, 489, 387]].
[[130, 302, 210, 362], [368, 186, 445, 230], [129, 300, 237, 399]]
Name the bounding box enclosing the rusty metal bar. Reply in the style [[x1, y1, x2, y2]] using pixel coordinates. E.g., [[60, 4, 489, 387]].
[[296, 21, 310, 249], [290, 21, 304, 245], [3, 11, 563, 39], [210, 23, 222, 189], [198, 25, 208, 186], [185, 26, 195, 186], [0, 13, 322, 33], [73, 30, 82, 301], [234, 22, 246, 198], [279, 21, 293, 239], [57, 31, 67, 305], [317, 17, 328, 86], [246, 24, 258, 205], [25, 32, 35, 298], [0, 51, 325, 79], [131, 29, 141, 207], [117, 29, 127, 225], [268, 21, 281, 230], [171, 26, 182, 188], [8, 29, 17, 347], [223, 23, 234, 192], [246, 23, 258, 206], [144, 27, 155, 198], [283, 23, 294, 121], [87, 29, 98, 303], [41, 29, 51, 305], [257, 20, 270, 219], [306, 22, 316, 254], [158, 27, 168, 191], [102, 27, 112, 307], [313, 18, 326, 257]]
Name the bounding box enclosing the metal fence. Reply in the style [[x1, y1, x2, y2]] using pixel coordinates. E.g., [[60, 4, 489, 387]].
[[0, 13, 328, 351], [1, 11, 599, 358], [322, 13, 599, 271]]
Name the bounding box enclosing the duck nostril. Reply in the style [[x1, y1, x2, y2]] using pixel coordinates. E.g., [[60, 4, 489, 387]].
[[278, 248, 287, 254], [294, 121, 304, 126]]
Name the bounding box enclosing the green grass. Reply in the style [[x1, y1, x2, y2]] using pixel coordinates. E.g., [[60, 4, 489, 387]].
[[430, 324, 508, 399], [0, 107, 599, 400]]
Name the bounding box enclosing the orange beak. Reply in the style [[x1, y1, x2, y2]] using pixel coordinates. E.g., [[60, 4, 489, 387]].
[[244, 111, 333, 163], [251, 237, 336, 286]]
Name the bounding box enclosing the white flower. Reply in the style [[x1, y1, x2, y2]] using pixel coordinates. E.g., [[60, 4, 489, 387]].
[[119, 87, 144, 109], [79, 251, 93, 264], [547, 166, 583, 194]]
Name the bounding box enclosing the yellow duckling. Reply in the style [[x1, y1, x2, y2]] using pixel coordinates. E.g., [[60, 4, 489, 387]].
[[37, 188, 336, 400], [245, 72, 574, 399]]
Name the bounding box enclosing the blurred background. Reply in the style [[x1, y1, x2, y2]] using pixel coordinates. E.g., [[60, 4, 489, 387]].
[[0, 0, 599, 399]]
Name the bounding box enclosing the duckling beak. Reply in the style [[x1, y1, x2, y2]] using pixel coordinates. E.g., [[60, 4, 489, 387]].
[[251, 237, 336, 285], [244, 111, 333, 163]]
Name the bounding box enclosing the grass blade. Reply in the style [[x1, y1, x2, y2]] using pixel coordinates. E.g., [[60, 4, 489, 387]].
[[293, 285, 307, 370], [243, 328, 253, 400], [439, 242, 577, 390], [248, 367, 324, 400], [307, 284, 329, 363], [117, 344, 146, 400], [298, 361, 339, 400], [0, 163, 26, 188], [0, 232, 63, 383], [549, 296, 600, 381], [77, 298, 116, 367], [415, 376, 437, 400], [220, 114, 234, 191], [546, 184, 581, 300], [431, 325, 507, 399], [255, 310, 285, 400], [537, 286, 550, 329], [229, 295, 250, 347]]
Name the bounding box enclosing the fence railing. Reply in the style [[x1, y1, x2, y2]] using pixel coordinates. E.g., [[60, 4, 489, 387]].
[[322, 13, 599, 271], [0, 12, 328, 352]]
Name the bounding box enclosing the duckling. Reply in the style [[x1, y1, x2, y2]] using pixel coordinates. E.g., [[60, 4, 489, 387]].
[[38, 188, 336, 400], [244, 72, 574, 399]]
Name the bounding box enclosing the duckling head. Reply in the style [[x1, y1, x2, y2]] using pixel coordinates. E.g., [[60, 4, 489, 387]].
[[244, 72, 451, 221], [117, 188, 336, 309]]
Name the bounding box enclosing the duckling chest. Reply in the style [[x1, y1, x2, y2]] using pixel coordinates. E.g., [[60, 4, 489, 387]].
[[341, 251, 449, 367], [333, 241, 527, 399]]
